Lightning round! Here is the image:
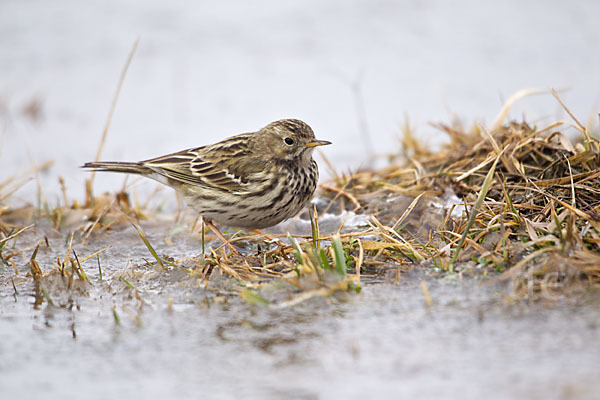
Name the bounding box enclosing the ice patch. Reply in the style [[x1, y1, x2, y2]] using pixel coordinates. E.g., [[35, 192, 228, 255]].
[[429, 188, 467, 219], [276, 209, 370, 235]]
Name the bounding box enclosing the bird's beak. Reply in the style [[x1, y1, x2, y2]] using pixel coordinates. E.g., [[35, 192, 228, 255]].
[[305, 139, 332, 148]]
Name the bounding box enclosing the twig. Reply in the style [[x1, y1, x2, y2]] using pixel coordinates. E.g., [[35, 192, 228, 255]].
[[551, 88, 591, 145], [319, 183, 361, 211], [0, 224, 34, 246], [87, 37, 140, 195]]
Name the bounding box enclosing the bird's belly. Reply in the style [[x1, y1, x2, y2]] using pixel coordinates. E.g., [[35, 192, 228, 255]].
[[183, 185, 311, 229]]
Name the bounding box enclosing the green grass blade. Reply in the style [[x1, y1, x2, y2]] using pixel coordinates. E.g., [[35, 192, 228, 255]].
[[120, 276, 135, 289], [331, 234, 347, 277], [318, 248, 331, 271], [131, 222, 164, 268], [306, 247, 323, 279], [112, 306, 120, 325], [240, 289, 271, 307], [288, 234, 304, 264], [309, 206, 319, 248]]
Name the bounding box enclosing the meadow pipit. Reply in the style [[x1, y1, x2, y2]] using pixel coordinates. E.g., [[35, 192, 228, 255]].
[[83, 119, 330, 250]]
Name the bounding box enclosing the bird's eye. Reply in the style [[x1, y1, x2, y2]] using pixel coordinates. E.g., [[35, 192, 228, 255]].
[[284, 137, 294, 145]]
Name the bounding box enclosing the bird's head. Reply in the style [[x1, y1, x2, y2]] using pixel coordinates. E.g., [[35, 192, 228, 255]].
[[259, 119, 331, 163]]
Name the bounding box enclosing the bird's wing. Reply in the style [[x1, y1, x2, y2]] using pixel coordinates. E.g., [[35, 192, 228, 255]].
[[141, 134, 262, 192]]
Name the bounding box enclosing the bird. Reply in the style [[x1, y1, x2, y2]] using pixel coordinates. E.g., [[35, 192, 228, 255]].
[[82, 119, 331, 253]]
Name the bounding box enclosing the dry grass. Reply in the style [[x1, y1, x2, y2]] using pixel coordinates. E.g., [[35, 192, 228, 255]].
[[1, 92, 600, 306], [316, 92, 600, 300]]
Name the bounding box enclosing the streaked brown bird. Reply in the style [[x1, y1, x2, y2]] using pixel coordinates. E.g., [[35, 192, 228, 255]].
[[83, 119, 330, 251]]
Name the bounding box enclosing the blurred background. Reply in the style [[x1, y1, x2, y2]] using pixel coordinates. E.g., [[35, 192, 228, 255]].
[[1, 0, 599, 202]]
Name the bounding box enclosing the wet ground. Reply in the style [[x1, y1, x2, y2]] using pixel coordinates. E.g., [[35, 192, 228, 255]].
[[1, 216, 599, 400]]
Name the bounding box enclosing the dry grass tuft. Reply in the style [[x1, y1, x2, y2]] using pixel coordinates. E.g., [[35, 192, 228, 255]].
[[317, 94, 600, 299]]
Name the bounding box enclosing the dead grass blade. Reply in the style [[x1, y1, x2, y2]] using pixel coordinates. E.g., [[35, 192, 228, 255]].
[[87, 37, 140, 202], [0, 224, 34, 245], [449, 147, 504, 271]]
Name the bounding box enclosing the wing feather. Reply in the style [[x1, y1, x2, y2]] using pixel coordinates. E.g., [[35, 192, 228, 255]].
[[140, 134, 261, 192]]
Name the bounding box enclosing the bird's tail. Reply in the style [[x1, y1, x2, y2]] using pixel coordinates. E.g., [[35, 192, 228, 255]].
[[81, 161, 152, 175]]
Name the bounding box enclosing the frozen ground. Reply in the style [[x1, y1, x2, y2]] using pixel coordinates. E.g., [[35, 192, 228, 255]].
[[2, 265, 599, 400], [0, 211, 599, 400]]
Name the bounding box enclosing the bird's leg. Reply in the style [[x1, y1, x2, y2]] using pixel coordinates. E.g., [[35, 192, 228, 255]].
[[204, 219, 242, 256]]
